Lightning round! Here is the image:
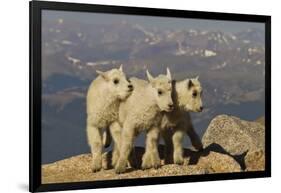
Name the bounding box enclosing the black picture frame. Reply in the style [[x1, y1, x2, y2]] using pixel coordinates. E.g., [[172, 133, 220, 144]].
[[29, 1, 271, 192]]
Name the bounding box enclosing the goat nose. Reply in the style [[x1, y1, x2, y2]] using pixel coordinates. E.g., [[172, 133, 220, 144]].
[[128, 84, 133, 90], [168, 103, 174, 109], [200, 106, 204, 111]]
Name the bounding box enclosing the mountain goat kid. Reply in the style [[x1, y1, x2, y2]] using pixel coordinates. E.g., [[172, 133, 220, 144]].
[[161, 77, 204, 165], [86, 65, 133, 172], [115, 69, 174, 173]]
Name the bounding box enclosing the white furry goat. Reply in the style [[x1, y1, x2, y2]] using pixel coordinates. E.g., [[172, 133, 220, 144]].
[[161, 77, 204, 165], [103, 76, 204, 168], [86, 65, 133, 172], [114, 69, 174, 173]]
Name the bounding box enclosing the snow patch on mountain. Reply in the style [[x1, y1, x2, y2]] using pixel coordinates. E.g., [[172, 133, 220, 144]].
[[61, 40, 74, 45], [204, 49, 217, 57], [66, 55, 80, 65], [86, 60, 118, 67]]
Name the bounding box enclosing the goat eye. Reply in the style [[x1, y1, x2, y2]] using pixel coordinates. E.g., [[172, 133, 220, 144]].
[[192, 92, 197, 98], [158, 90, 163, 95], [113, 79, 119, 84]]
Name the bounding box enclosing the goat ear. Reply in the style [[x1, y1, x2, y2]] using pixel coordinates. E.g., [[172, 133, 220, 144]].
[[195, 76, 199, 80], [166, 67, 172, 80], [119, 64, 123, 72], [96, 70, 108, 80], [146, 70, 154, 83], [187, 79, 194, 89]]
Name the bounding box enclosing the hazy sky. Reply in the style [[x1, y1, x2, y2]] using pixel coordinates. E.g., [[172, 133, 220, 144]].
[[43, 10, 264, 33]]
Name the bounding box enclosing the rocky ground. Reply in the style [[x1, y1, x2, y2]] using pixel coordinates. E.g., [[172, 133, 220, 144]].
[[42, 114, 265, 184]]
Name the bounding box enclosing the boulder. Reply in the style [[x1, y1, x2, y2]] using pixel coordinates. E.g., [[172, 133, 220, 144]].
[[202, 114, 265, 156], [244, 149, 265, 171], [188, 151, 241, 173]]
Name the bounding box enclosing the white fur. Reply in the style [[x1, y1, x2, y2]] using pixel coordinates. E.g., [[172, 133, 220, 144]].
[[114, 69, 173, 173], [161, 77, 204, 165], [86, 66, 133, 172]]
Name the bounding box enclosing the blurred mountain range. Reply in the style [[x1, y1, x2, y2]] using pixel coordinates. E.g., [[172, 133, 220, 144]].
[[41, 18, 265, 164]]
